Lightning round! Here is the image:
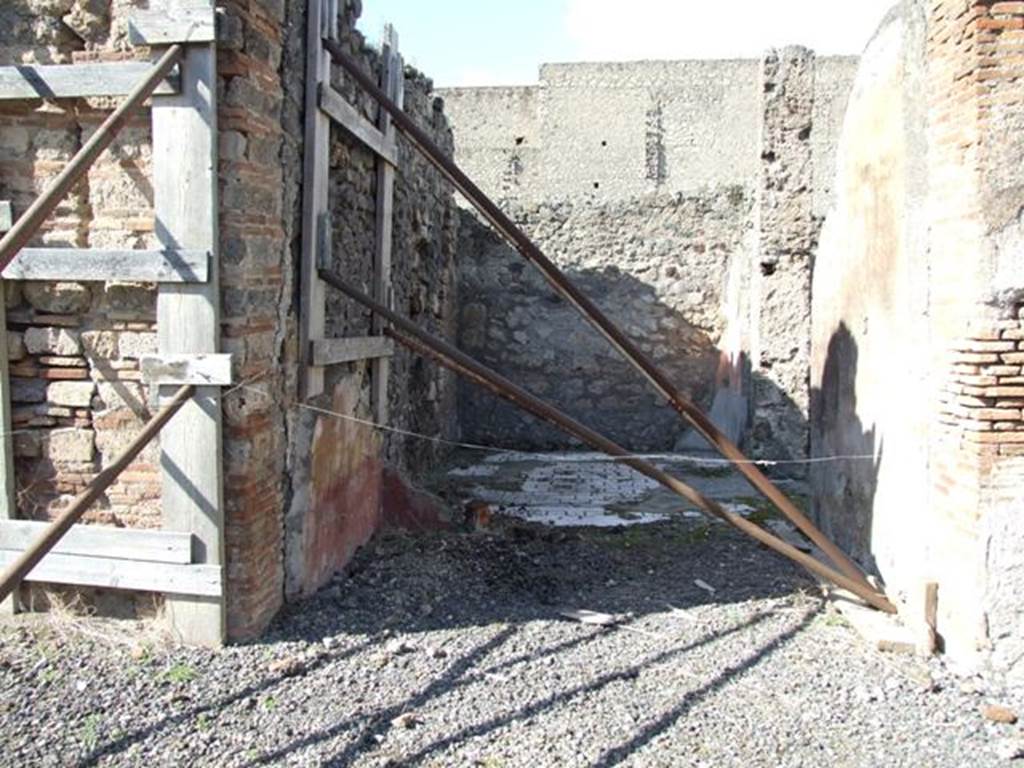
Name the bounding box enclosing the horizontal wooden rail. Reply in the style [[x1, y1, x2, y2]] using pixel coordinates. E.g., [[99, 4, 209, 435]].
[[320, 269, 897, 615], [319, 84, 398, 166], [0, 384, 195, 604], [0, 519, 191, 564], [0, 61, 180, 101], [0, 44, 184, 275], [311, 335, 394, 366], [3, 247, 208, 283]]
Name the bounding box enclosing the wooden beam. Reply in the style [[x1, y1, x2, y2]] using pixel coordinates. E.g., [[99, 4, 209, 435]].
[[0, 520, 191, 565], [372, 26, 403, 424], [129, 5, 217, 45], [318, 84, 399, 166], [299, 0, 331, 398], [140, 353, 232, 386], [3, 248, 208, 283], [0, 61, 179, 101], [0, 551, 221, 597], [152, 35, 226, 646], [0, 45, 184, 273], [311, 336, 395, 366], [0, 211, 14, 616]]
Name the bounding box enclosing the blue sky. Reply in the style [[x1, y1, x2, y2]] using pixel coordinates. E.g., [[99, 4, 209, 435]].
[[357, 0, 898, 87]]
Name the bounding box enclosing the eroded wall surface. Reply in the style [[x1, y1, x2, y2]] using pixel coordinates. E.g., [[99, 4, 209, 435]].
[[281, 2, 459, 602], [812, 0, 1024, 679], [442, 56, 857, 458]]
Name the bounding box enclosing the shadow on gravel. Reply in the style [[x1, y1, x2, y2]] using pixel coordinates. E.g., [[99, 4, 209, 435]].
[[246, 521, 820, 766], [78, 639, 379, 767], [589, 610, 816, 767], [75, 520, 820, 766], [252, 606, 816, 767]]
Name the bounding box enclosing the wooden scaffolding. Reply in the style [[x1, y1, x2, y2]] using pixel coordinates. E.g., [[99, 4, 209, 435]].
[[0, 3, 228, 646]]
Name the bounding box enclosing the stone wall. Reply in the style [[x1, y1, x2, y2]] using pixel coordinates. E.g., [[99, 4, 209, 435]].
[[442, 55, 857, 460], [811, 0, 1024, 680], [0, 0, 459, 641], [280, 2, 460, 602]]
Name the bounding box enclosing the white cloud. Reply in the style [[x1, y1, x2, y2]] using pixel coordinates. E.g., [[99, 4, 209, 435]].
[[564, 0, 898, 61]]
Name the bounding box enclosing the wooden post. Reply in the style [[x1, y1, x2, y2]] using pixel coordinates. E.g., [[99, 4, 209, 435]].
[[151, 19, 226, 645], [299, 0, 331, 399], [0, 203, 16, 615], [372, 26, 402, 423]]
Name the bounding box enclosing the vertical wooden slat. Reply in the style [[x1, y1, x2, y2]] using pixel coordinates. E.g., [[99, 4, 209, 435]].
[[300, 0, 331, 399], [152, 34, 225, 646], [0, 207, 17, 615], [372, 25, 402, 423]]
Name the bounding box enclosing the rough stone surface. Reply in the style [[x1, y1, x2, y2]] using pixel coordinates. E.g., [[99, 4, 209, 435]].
[[458, 193, 750, 450], [23, 326, 81, 356], [46, 380, 94, 407], [22, 282, 91, 314]]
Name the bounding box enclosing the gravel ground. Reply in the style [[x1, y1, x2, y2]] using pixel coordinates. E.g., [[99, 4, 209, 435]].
[[1, 517, 1022, 767]]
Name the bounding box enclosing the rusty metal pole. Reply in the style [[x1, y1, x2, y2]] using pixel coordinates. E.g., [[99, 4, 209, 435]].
[[0, 44, 184, 272], [321, 38, 873, 592], [0, 384, 195, 604], [319, 269, 896, 614]]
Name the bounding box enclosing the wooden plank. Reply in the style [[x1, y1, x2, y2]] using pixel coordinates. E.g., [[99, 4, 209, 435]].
[[3, 248, 208, 283], [0, 211, 14, 615], [325, 0, 339, 41], [299, 0, 331, 399], [318, 84, 399, 166], [372, 26, 403, 424], [0, 61, 179, 101], [140, 353, 232, 386], [129, 5, 217, 45], [152, 34, 225, 646], [0, 520, 191, 565], [311, 336, 395, 366], [0, 550, 221, 597]]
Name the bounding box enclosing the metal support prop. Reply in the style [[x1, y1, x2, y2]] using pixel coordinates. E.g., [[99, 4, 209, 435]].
[[0, 44, 184, 271], [321, 38, 872, 592], [0, 384, 195, 604], [319, 269, 896, 614]]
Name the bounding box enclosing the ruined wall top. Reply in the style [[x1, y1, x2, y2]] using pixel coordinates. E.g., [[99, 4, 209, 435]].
[[440, 56, 858, 214]]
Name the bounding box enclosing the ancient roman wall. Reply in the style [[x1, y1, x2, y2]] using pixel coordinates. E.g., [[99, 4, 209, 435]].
[[0, 0, 459, 639], [441, 55, 857, 461], [281, 1, 460, 604], [811, 0, 1024, 679]]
